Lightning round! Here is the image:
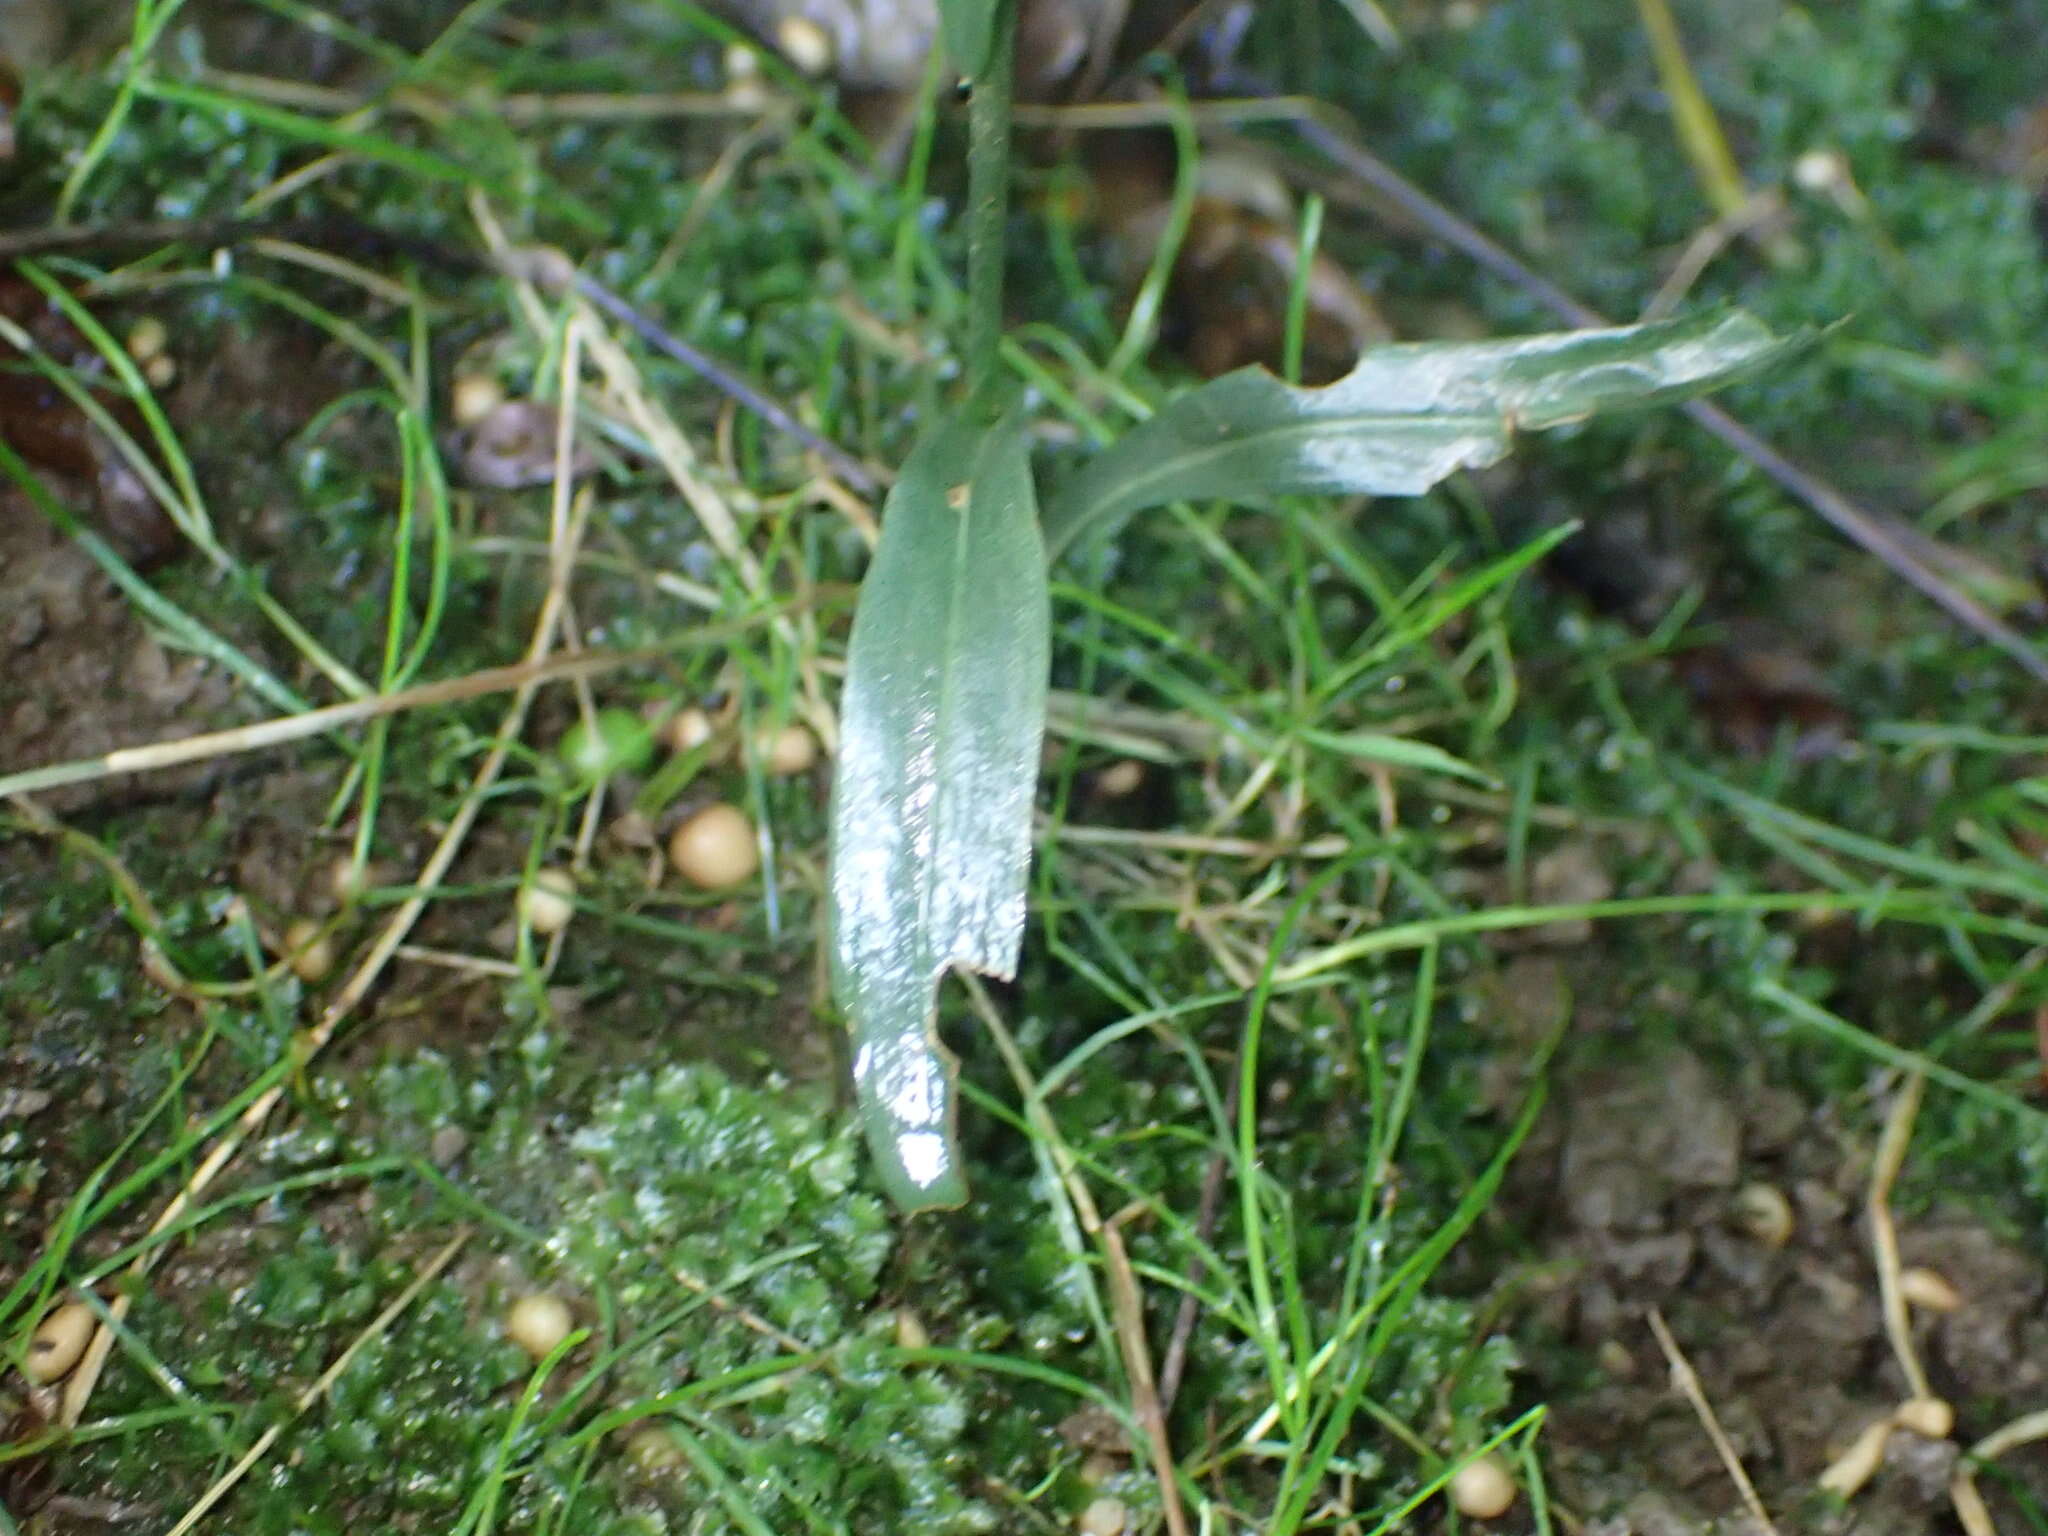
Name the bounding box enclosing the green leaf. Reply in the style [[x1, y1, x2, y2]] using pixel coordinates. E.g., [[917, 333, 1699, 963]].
[[937, 0, 997, 77], [1044, 308, 1799, 560], [1295, 728, 1498, 787], [829, 410, 1050, 1213]]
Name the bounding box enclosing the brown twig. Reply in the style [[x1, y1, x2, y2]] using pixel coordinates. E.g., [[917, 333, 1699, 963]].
[[1951, 1407, 2048, 1536], [162, 1229, 469, 1536], [1158, 1070, 1242, 1413], [59, 329, 600, 1428], [1646, 1308, 1780, 1536], [963, 978, 1192, 1536], [1868, 1071, 1932, 1402], [1101, 1206, 1195, 1536]]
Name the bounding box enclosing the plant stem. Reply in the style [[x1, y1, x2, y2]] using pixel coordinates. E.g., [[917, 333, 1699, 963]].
[[965, 0, 1016, 403]]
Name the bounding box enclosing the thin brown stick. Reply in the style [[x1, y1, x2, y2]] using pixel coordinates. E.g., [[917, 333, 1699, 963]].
[[1157, 1070, 1241, 1412], [1951, 1406, 2048, 1536], [1869, 1071, 1932, 1402], [1102, 1206, 1195, 1536], [60, 333, 599, 1428], [1646, 1308, 1779, 1536], [162, 1229, 468, 1536], [962, 978, 1191, 1536], [0, 647, 642, 799]]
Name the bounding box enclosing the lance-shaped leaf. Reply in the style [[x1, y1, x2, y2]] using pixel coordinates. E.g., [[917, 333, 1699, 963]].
[[1044, 308, 1798, 560], [830, 409, 1050, 1212], [937, 0, 997, 77]]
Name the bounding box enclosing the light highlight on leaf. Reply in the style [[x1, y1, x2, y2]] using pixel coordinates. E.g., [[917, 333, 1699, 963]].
[[1044, 308, 1799, 559], [829, 410, 1050, 1211]]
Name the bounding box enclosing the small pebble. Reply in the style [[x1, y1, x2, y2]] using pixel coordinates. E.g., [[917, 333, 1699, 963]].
[[519, 868, 577, 935], [668, 804, 760, 889], [760, 722, 818, 776], [1447, 1454, 1516, 1520], [429, 1125, 468, 1167], [1077, 1495, 1127, 1536], [281, 918, 335, 984], [22, 1302, 94, 1384], [506, 1292, 574, 1359], [143, 352, 177, 390]]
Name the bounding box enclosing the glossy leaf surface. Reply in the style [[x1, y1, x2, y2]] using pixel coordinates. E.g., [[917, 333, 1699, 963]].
[[829, 409, 1049, 1212], [1044, 308, 1797, 559]]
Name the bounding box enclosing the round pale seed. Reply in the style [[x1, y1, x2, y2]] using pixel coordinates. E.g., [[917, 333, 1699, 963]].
[[1447, 1454, 1516, 1520], [519, 868, 578, 935], [22, 1302, 94, 1384], [668, 804, 759, 889], [1729, 1182, 1795, 1248], [760, 723, 818, 776], [451, 371, 506, 427], [125, 316, 168, 364], [666, 705, 716, 755], [506, 1293, 574, 1359], [282, 918, 335, 983], [776, 15, 834, 75], [893, 1307, 929, 1351], [1077, 1496, 1127, 1536]]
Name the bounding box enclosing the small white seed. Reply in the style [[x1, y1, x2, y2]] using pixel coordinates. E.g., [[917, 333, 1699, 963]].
[[518, 868, 578, 935], [775, 15, 834, 75], [451, 371, 506, 427], [22, 1302, 94, 1384], [1448, 1454, 1516, 1520], [1077, 1495, 1128, 1536], [1898, 1266, 1963, 1313], [668, 804, 760, 890], [143, 352, 177, 390], [282, 918, 335, 983], [760, 722, 818, 776], [1817, 1417, 1892, 1498], [506, 1293, 574, 1359], [1729, 1182, 1795, 1248], [893, 1307, 929, 1351], [666, 705, 716, 755], [1893, 1396, 1954, 1440]]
